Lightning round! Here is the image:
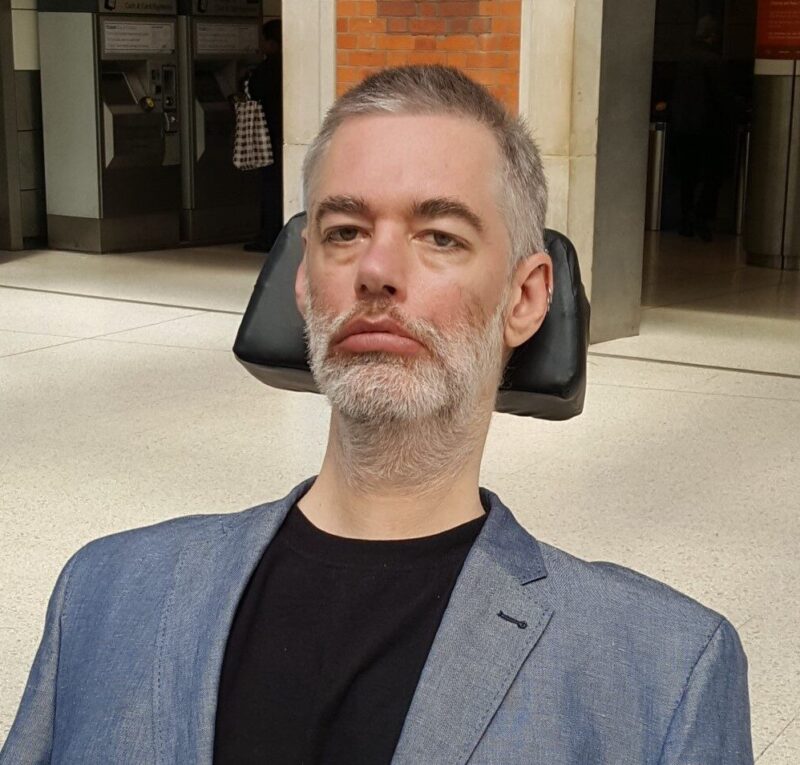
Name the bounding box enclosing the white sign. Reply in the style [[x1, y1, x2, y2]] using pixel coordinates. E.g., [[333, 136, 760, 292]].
[[103, 21, 175, 54], [196, 22, 259, 55]]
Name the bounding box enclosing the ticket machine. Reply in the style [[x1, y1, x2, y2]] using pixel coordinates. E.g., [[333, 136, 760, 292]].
[[177, 0, 262, 243], [39, 1, 181, 252]]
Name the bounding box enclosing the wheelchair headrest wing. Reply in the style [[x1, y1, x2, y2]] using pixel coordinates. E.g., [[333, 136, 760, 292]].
[[234, 212, 589, 420]]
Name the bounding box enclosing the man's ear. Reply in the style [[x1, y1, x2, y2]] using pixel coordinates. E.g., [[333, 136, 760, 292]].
[[504, 251, 553, 349], [294, 228, 309, 318]]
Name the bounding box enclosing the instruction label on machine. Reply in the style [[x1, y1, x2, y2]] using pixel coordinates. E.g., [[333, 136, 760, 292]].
[[103, 21, 176, 55], [196, 22, 259, 55]]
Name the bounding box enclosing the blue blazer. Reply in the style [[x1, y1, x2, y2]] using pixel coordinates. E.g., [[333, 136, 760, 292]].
[[2, 479, 753, 764]]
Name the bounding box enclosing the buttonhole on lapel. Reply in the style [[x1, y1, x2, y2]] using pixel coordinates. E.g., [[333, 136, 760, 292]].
[[497, 611, 528, 629]]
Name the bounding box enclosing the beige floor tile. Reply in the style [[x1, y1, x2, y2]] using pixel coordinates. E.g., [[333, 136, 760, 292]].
[[643, 231, 748, 275], [640, 232, 789, 308], [684, 274, 800, 318], [100, 311, 245, 352], [757, 717, 800, 764], [0, 246, 265, 312], [641, 266, 786, 308], [0, 329, 76, 358], [592, 301, 800, 376], [0, 287, 199, 338], [587, 354, 800, 402]]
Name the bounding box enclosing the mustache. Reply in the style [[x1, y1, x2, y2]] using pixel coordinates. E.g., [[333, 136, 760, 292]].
[[310, 298, 445, 356]]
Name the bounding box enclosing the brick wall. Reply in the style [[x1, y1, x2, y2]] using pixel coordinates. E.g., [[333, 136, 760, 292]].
[[336, 0, 522, 112]]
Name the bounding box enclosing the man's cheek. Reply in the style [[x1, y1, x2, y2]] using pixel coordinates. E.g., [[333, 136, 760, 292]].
[[312, 279, 353, 318], [423, 284, 479, 329], [306, 284, 339, 319]]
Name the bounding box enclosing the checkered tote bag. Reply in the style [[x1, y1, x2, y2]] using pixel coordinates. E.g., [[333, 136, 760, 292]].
[[233, 82, 274, 171]]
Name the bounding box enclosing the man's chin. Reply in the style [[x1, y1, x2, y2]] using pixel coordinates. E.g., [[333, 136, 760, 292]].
[[326, 349, 426, 368], [316, 362, 454, 424]]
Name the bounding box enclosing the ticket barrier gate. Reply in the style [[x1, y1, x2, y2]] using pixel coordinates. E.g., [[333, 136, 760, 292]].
[[178, 0, 262, 243], [39, 1, 181, 252], [745, 62, 800, 271]]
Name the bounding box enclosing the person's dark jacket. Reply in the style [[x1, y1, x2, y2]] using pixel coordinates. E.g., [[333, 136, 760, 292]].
[[248, 53, 283, 147]]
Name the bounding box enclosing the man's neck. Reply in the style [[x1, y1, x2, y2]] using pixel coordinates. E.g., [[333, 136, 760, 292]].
[[298, 409, 491, 540]]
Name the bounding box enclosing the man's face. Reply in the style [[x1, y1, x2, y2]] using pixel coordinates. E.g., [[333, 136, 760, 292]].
[[297, 113, 517, 423]]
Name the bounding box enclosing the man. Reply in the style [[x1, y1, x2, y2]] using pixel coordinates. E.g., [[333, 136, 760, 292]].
[[2, 66, 752, 764]]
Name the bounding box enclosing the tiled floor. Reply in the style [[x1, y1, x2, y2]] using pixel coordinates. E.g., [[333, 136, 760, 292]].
[[1, 234, 799, 761], [596, 232, 800, 376]]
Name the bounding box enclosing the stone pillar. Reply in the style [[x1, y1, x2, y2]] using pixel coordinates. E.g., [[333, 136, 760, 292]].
[[519, 0, 599, 289], [590, 0, 656, 341], [520, 0, 656, 342], [281, 0, 336, 220]]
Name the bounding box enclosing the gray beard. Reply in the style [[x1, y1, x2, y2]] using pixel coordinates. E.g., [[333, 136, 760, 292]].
[[305, 288, 507, 493]]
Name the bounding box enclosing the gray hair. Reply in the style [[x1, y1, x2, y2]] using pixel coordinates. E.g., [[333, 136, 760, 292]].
[[302, 65, 548, 267]]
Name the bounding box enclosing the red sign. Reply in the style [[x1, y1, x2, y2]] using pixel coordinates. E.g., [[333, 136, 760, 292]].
[[757, 0, 800, 59]]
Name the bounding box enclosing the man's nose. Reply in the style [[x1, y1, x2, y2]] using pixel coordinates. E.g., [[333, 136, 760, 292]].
[[354, 226, 408, 300]]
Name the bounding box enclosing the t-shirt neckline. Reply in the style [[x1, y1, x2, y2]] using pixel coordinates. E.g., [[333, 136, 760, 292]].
[[277, 502, 488, 569]]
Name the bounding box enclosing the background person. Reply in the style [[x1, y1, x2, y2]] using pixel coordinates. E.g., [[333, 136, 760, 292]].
[[670, 13, 733, 241], [244, 19, 283, 253]]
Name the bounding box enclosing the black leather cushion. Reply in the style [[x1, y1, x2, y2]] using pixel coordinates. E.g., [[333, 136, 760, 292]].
[[233, 212, 589, 420]]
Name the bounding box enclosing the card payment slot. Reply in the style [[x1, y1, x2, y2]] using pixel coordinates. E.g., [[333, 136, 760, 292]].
[[162, 65, 177, 111]]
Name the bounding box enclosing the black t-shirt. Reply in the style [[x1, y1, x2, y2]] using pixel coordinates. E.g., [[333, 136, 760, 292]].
[[213, 503, 486, 765]]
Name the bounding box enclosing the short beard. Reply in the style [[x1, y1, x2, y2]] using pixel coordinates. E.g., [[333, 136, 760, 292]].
[[304, 282, 508, 492]]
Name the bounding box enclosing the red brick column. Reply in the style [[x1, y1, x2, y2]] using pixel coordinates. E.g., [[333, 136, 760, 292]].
[[336, 0, 522, 112]]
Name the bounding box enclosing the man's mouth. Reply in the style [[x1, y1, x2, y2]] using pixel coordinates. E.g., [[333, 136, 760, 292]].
[[331, 317, 425, 357]]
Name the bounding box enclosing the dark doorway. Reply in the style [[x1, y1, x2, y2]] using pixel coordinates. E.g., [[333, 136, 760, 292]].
[[650, 0, 757, 238]]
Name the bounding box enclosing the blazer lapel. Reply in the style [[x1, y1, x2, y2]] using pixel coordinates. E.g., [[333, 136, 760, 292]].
[[153, 478, 315, 764], [391, 489, 554, 765]]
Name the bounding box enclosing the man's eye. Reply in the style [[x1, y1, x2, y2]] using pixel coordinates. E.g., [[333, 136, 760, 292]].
[[324, 227, 361, 243], [423, 231, 462, 249]]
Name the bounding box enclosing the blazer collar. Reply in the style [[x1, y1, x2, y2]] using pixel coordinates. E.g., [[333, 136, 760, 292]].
[[391, 487, 554, 764], [154, 477, 314, 764], [154, 479, 553, 765]]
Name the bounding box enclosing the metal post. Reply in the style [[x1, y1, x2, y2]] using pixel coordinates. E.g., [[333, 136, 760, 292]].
[[645, 121, 666, 231], [735, 123, 751, 237]]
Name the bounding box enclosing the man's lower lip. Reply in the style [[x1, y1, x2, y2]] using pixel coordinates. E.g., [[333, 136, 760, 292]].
[[335, 332, 423, 355]]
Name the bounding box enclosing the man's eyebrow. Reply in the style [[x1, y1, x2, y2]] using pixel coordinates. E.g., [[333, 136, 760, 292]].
[[410, 197, 485, 233], [315, 195, 370, 229]]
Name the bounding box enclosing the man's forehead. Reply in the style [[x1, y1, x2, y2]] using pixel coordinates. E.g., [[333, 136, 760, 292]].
[[313, 112, 502, 214], [325, 111, 497, 154]]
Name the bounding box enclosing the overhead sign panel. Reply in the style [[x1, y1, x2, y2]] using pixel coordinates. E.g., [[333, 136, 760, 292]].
[[757, 0, 800, 58]]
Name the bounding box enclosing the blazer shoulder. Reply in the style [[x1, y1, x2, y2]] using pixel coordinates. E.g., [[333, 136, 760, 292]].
[[537, 541, 728, 648], [73, 511, 225, 564], [63, 499, 285, 599], [74, 498, 286, 559]]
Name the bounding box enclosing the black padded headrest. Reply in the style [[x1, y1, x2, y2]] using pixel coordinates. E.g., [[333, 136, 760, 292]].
[[233, 212, 589, 420]]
